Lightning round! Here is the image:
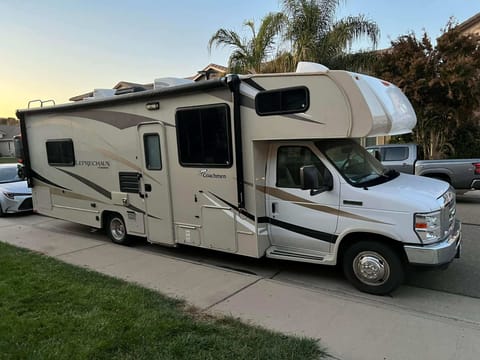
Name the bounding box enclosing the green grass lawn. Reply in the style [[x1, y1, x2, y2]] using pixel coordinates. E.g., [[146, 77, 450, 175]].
[[0, 242, 326, 360], [0, 157, 16, 163]]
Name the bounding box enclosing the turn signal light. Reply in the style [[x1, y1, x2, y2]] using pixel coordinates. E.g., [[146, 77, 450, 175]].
[[415, 222, 428, 229]]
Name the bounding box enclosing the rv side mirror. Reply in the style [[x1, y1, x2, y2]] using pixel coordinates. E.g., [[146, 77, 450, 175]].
[[300, 165, 333, 196]]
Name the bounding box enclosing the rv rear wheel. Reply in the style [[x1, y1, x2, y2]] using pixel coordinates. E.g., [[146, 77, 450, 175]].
[[342, 241, 404, 295], [106, 214, 130, 245]]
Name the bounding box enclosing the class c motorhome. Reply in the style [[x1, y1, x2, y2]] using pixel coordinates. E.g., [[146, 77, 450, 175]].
[[16, 62, 462, 294]]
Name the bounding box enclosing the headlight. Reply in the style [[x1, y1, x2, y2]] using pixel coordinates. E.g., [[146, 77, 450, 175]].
[[2, 191, 14, 199], [415, 211, 442, 244]]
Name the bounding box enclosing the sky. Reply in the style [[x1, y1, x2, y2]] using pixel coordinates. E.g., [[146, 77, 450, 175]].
[[1, 0, 479, 118]]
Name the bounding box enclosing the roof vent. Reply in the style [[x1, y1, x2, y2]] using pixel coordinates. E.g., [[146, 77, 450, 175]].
[[154, 77, 194, 89], [295, 62, 329, 73], [83, 89, 116, 100]]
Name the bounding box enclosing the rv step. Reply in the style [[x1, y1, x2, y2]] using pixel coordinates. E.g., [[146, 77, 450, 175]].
[[266, 247, 325, 263]]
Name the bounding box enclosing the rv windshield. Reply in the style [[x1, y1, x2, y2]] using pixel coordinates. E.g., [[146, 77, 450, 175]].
[[315, 139, 399, 187]]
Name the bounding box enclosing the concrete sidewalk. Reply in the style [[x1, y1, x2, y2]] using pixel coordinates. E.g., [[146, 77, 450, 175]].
[[2, 215, 480, 360]]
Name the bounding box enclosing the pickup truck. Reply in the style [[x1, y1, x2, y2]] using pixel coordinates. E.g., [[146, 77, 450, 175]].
[[366, 143, 480, 191]]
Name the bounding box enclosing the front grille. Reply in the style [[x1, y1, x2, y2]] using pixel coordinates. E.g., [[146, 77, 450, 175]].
[[18, 197, 33, 211], [441, 192, 456, 237]]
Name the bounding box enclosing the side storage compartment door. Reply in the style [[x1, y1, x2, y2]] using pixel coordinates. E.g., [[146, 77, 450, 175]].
[[138, 123, 174, 244], [266, 143, 340, 254]]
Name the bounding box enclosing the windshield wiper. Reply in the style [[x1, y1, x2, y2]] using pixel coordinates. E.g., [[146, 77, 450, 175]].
[[381, 168, 399, 179]]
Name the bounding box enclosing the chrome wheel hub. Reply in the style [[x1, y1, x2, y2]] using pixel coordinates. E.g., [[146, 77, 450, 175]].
[[353, 251, 390, 286], [111, 218, 125, 241]]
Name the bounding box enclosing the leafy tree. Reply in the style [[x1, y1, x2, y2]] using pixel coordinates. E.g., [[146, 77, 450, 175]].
[[373, 22, 480, 159], [208, 13, 285, 74], [282, 0, 379, 70]]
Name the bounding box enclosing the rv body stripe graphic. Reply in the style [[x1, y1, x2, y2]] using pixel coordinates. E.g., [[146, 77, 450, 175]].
[[258, 217, 337, 243], [206, 192, 340, 243], [96, 148, 162, 186], [59, 110, 156, 129], [126, 204, 146, 215], [31, 169, 71, 190], [208, 192, 255, 222], [50, 187, 106, 203], [242, 78, 266, 91], [204, 192, 256, 232], [256, 185, 393, 225], [56, 168, 112, 199]]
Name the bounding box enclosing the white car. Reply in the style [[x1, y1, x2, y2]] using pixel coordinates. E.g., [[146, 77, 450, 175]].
[[0, 163, 32, 215]]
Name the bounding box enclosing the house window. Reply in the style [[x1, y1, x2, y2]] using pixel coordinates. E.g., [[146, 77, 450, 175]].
[[143, 134, 162, 170], [256, 87, 309, 116], [176, 104, 232, 167], [46, 139, 75, 166]]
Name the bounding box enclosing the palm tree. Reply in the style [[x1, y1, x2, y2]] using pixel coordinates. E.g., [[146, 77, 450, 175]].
[[282, 0, 380, 70], [208, 12, 285, 74]]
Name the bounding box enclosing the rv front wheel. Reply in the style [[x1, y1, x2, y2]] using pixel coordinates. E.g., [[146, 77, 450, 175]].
[[342, 241, 404, 295], [106, 214, 130, 245]]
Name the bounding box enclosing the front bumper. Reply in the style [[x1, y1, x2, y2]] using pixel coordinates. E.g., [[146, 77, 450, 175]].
[[0, 195, 33, 213], [404, 220, 462, 266]]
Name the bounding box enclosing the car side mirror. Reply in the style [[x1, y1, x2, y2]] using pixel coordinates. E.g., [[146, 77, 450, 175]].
[[17, 163, 25, 180], [300, 165, 333, 196], [374, 150, 381, 161]]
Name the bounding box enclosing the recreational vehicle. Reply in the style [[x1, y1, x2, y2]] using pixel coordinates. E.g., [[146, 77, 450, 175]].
[[16, 62, 461, 294]]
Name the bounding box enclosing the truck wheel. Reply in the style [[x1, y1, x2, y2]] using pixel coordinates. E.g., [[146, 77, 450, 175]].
[[342, 241, 405, 295], [106, 214, 130, 245]]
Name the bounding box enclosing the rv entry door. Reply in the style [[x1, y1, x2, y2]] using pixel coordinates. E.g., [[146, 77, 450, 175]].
[[266, 143, 339, 254], [138, 123, 174, 245]]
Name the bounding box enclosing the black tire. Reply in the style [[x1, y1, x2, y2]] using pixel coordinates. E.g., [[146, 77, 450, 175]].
[[106, 214, 131, 245], [342, 241, 405, 295], [0, 204, 3, 217]]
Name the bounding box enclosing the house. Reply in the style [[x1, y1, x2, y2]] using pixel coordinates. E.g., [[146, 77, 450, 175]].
[[0, 124, 20, 157], [69, 64, 227, 102], [457, 12, 480, 36], [189, 63, 227, 81]]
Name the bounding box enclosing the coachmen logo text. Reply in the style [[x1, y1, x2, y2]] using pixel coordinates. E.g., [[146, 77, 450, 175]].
[[200, 169, 226, 179], [76, 160, 110, 169]]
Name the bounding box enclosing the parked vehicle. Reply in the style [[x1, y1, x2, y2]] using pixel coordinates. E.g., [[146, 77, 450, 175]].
[[0, 163, 32, 215], [16, 62, 461, 295], [366, 143, 480, 191]]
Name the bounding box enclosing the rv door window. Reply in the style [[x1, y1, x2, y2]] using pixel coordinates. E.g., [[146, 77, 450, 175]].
[[46, 139, 75, 166], [143, 133, 162, 170], [176, 104, 232, 167], [255, 87, 309, 116]]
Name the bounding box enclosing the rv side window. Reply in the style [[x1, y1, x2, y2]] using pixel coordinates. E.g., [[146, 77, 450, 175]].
[[143, 134, 162, 170], [255, 87, 309, 116], [277, 146, 326, 188], [176, 104, 232, 167], [46, 139, 75, 166]]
